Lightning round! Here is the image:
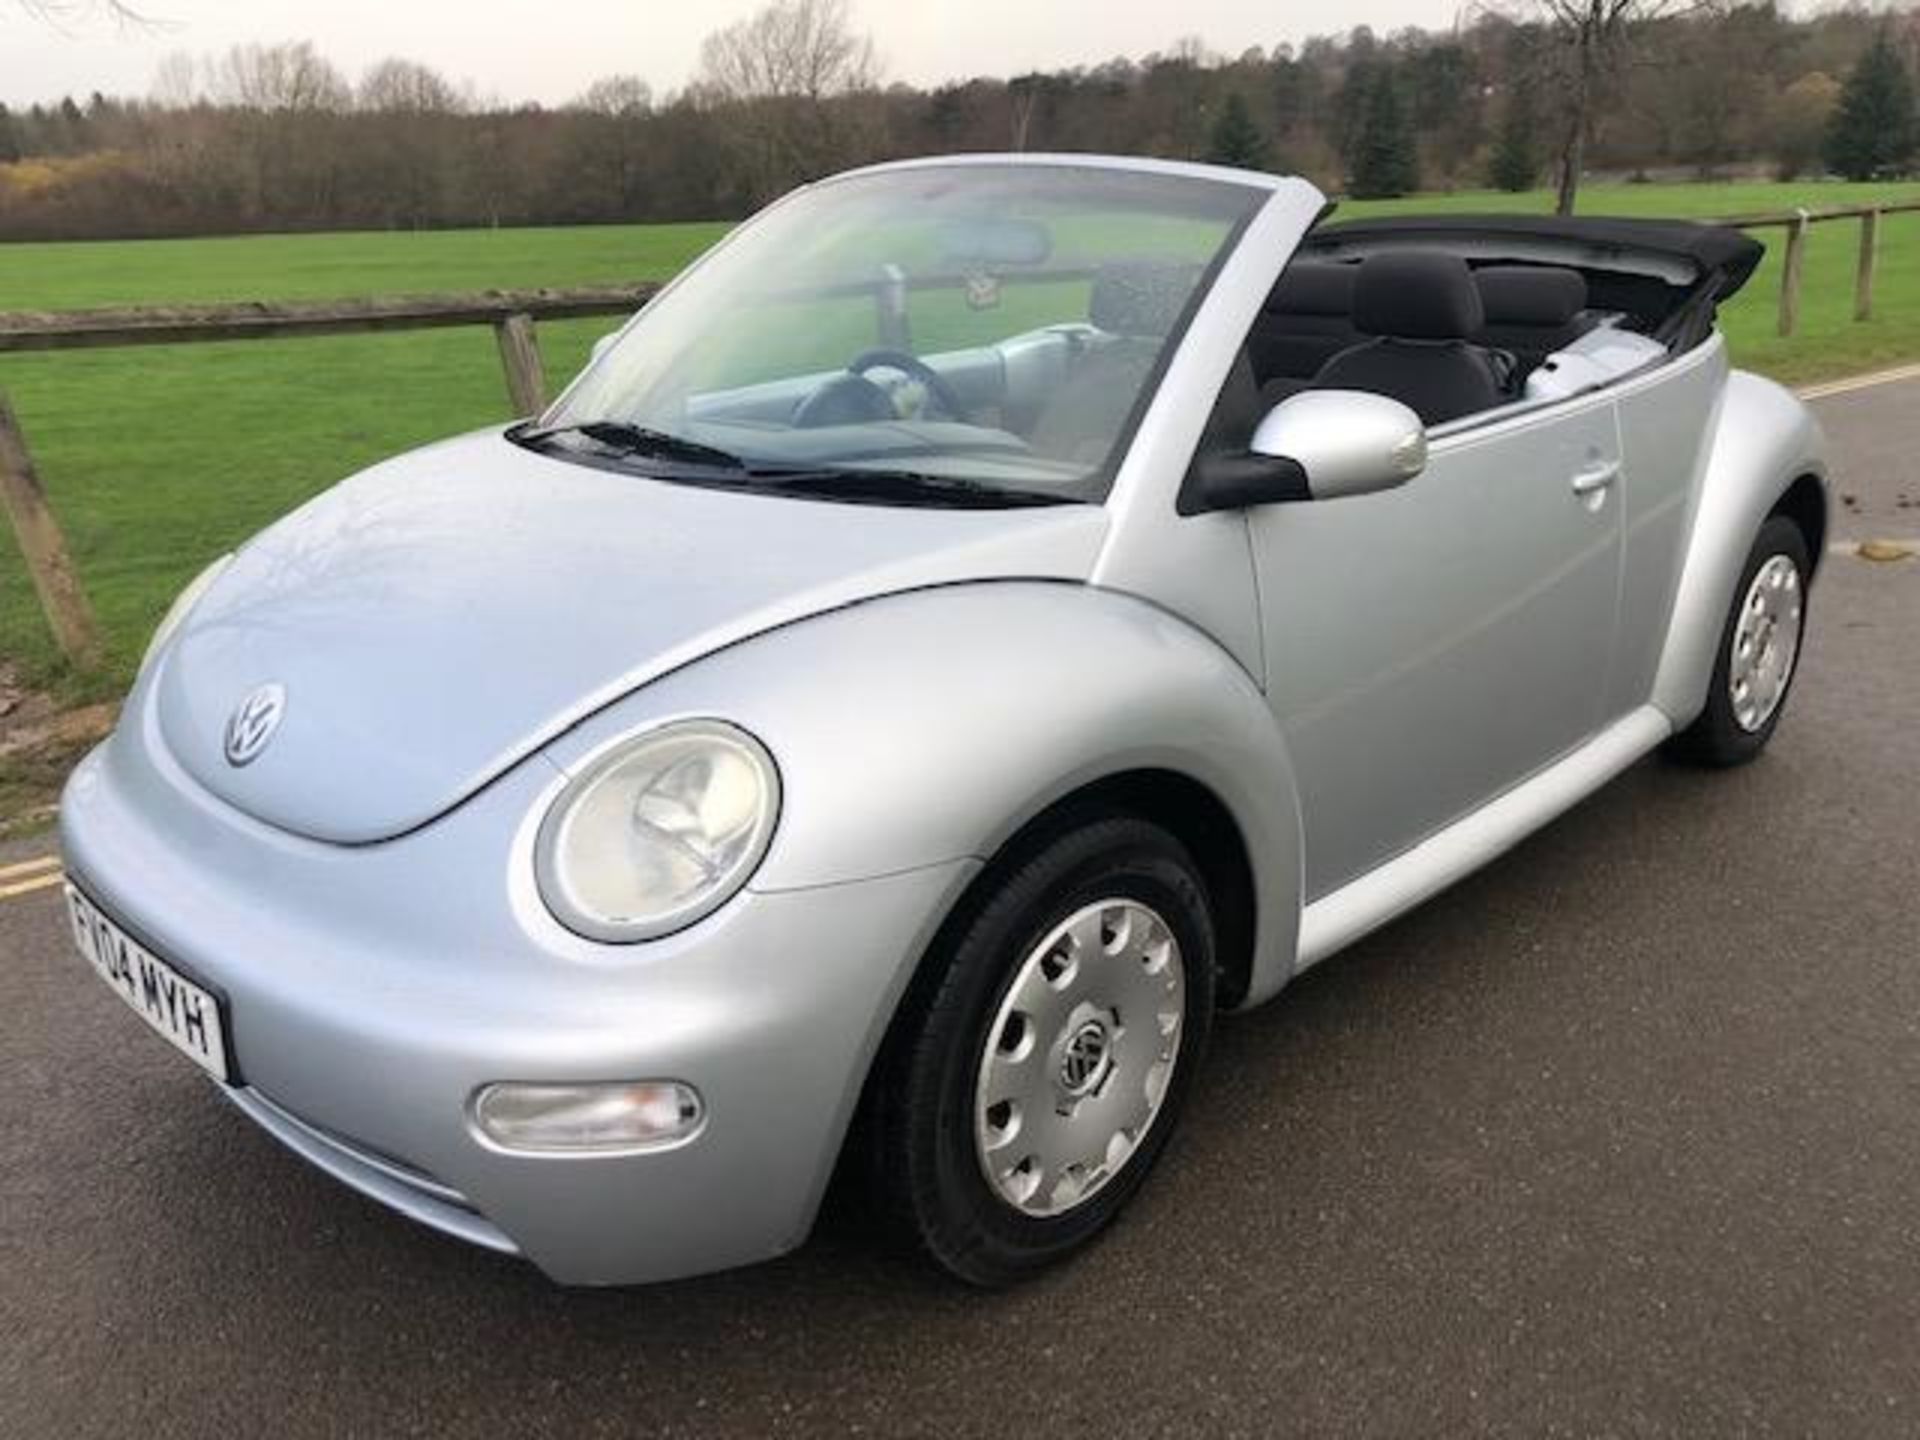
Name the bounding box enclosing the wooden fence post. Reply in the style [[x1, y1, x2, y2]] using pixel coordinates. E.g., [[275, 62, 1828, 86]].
[[1778, 210, 1809, 338], [493, 312, 547, 417], [1855, 207, 1881, 322], [0, 390, 102, 669]]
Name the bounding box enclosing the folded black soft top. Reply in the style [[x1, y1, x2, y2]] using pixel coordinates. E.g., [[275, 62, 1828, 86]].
[[1307, 213, 1765, 302]]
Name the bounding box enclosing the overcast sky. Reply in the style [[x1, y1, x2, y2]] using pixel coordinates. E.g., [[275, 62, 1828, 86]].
[[0, 0, 1483, 107]]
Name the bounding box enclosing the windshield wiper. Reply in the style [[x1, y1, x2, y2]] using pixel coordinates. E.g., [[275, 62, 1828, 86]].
[[514, 420, 748, 471], [736, 466, 1078, 509], [515, 427, 1079, 509]]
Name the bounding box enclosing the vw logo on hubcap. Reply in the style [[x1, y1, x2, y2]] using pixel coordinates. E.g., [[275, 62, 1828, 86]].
[[224, 683, 286, 767], [1059, 1019, 1111, 1095]]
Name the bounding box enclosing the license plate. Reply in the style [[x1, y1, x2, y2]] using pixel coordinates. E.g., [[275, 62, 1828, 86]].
[[66, 883, 233, 1083]]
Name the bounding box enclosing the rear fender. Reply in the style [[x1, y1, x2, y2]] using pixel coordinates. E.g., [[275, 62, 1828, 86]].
[[1650, 369, 1828, 727]]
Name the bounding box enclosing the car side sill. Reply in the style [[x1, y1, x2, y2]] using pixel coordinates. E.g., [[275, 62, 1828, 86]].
[[1294, 704, 1672, 972]]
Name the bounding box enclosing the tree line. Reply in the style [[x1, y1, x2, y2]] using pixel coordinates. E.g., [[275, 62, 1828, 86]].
[[2, 0, 1919, 243]]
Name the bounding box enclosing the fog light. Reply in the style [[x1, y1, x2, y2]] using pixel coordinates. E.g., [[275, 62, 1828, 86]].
[[471, 1081, 704, 1153]]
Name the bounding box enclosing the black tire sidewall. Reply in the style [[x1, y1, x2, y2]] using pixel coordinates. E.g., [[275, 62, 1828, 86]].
[[1674, 515, 1812, 766], [887, 815, 1216, 1286]]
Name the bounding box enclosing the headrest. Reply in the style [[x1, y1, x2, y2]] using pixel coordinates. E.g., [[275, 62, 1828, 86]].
[[1474, 265, 1589, 326], [1090, 260, 1200, 338], [1264, 261, 1357, 317], [1351, 250, 1484, 340]]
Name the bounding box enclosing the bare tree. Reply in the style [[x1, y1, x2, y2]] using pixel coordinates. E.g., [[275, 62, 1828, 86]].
[[569, 76, 655, 218], [698, 0, 879, 102], [202, 42, 349, 225], [1524, 1, 1703, 213], [14, 0, 149, 22], [576, 74, 653, 117], [212, 41, 349, 111], [359, 58, 462, 114], [694, 0, 883, 204], [149, 49, 201, 105]]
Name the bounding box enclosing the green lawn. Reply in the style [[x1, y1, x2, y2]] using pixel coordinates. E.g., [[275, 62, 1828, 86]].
[[2, 180, 1916, 692]]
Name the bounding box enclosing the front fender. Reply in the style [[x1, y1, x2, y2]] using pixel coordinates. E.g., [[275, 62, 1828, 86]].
[[541, 581, 1306, 1007], [1651, 368, 1828, 727]]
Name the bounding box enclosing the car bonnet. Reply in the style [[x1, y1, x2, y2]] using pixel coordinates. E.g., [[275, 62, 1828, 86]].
[[152, 428, 1108, 844]]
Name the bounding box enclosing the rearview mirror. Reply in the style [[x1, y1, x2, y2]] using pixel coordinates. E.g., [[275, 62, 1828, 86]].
[[937, 217, 1053, 267], [1249, 390, 1427, 502]]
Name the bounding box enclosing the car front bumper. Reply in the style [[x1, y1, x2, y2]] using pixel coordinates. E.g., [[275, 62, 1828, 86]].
[[58, 693, 976, 1285]]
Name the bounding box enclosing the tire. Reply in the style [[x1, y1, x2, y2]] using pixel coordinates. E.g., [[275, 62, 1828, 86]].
[[1665, 514, 1812, 768], [869, 814, 1216, 1287]]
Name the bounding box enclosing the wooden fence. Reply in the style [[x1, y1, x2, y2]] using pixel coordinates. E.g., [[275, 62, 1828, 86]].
[[0, 285, 660, 668], [1, 199, 1915, 668], [1705, 198, 1920, 338]]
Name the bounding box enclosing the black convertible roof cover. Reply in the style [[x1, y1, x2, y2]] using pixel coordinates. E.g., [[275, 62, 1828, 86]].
[[1306, 213, 1765, 302]]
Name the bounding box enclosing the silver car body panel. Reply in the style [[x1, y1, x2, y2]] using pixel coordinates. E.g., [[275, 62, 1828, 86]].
[[1250, 374, 1626, 897], [541, 581, 1306, 994], [1650, 366, 1828, 724], [63, 679, 983, 1284], [1093, 174, 1328, 681], [1296, 704, 1670, 967], [60, 153, 1829, 1282], [223, 1085, 519, 1255], [155, 432, 1107, 844]]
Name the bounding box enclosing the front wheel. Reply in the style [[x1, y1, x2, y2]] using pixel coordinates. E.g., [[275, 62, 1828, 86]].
[[1666, 514, 1811, 767], [870, 815, 1216, 1286]]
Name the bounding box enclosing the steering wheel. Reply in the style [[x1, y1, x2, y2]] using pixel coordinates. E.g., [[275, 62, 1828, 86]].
[[792, 348, 968, 429]]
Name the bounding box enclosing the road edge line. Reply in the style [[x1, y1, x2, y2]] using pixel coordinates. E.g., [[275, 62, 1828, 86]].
[[1797, 362, 1920, 401]]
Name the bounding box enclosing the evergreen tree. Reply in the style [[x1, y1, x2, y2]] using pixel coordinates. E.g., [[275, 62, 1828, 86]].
[[55, 95, 90, 153], [1488, 88, 1539, 192], [1207, 91, 1269, 169], [0, 105, 20, 165], [1348, 68, 1419, 198], [1825, 28, 1916, 180]]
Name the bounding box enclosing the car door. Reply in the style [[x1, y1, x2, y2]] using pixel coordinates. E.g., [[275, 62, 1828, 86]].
[[1249, 390, 1626, 900]]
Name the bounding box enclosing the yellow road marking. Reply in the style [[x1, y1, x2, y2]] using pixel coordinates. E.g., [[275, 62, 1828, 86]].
[[1830, 537, 1920, 556], [0, 854, 61, 883], [0, 869, 64, 901]]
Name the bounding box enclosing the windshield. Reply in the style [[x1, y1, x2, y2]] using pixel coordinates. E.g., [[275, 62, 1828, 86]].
[[531, 163, 1267, 506]]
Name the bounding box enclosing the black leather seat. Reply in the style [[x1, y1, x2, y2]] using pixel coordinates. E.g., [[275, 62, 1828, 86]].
[[1250, 261, 1359, 388], [1032, 260, 1199, 462], [1475, 265, 1592, 373], [1309, 251, 1506, 426]]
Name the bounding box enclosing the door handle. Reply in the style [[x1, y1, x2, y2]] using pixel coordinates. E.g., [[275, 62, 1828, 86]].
[[1570, 460, 1621, 497]]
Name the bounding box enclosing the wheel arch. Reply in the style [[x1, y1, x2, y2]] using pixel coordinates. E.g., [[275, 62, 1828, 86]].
[[1770, 471, 1829, 577], [540, 581, 1309, 1240], [1650, 370, 1829, 727], [913, 765, 1262, 1013]]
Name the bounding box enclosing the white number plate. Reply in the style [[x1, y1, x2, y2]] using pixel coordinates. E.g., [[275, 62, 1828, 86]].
[[66, 884, 232, 1083]]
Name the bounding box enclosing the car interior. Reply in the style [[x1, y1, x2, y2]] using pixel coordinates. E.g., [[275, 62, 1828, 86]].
[[671, 241, 1677, 493], [1242, 249, 1668, 426]]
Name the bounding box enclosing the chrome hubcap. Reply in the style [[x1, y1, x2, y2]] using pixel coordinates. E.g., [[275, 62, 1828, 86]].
[[1729, 554, 1803, 733], [973, 898, 1185, 1217]]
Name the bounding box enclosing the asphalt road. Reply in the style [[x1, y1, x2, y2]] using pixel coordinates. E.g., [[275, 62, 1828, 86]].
[[4, 379, 1918, 1438]]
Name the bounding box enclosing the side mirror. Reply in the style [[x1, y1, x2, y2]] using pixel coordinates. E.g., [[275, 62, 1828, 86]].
[[1251, 390, 1427, 501], [590, 332, 621, 365], [1186, 390, 1426, 514]]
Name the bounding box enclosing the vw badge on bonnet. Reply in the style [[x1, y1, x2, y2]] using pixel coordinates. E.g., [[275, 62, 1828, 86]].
[[224, 683, 286, 767]]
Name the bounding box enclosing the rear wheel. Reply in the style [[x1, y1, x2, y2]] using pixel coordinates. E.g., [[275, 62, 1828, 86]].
[[1666, 515, 1811, 767], [870, 815, 1215, 1286]]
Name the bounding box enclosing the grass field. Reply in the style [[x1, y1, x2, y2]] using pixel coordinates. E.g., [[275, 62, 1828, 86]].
[[3, 178, 1918, 695]]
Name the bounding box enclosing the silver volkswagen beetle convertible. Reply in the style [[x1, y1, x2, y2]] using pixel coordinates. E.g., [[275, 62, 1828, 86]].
[[61, 155, 1827, 1287]]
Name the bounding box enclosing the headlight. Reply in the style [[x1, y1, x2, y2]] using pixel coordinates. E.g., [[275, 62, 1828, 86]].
[[535, 719, 780, 943], [143, 553, 233, 669]]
